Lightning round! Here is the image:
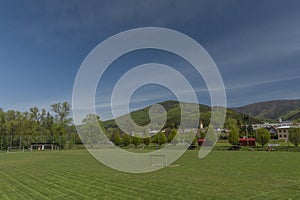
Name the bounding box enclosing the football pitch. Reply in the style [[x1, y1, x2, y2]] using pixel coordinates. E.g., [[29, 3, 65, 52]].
[[0, 150, 299, 200]]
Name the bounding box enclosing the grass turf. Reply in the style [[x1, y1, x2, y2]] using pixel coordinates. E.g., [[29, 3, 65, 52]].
[[0, 150, 300, 199]]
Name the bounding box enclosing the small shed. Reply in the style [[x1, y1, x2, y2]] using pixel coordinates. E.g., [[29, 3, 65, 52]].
[[30, 143, 59, 151]]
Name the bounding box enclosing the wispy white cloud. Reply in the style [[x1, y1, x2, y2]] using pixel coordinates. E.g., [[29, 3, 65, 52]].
[[225, 75, 300, 91]]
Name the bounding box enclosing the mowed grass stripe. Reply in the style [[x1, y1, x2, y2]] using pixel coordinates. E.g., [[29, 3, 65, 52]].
[[0, 169, 52, 199], [1, 166, 83, 200], [50, 168, 177, 200], [54, 166, 186, 200], [11, 167, 95, 200], [0, 170, 37, 199], [1, 164, 57, 199], [1, 152, 138, 199], [1, 150, 300, 199], [12, 157, 145, 200], [24, 167, 135, 199], [0, 177, 27, 200], [1, 159, 95, 200], [39, 154, 184, 200]]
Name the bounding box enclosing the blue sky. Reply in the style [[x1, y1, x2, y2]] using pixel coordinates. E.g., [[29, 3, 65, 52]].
[[1, 0, 300, 120]]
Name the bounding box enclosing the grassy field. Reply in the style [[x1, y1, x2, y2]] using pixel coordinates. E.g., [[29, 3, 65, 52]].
[[1, 150, 300, 200]]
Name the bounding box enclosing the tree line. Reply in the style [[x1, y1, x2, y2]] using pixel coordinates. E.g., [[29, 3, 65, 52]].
[[0, 102, 80, 150], [1, 102, 300, 150], [0, 102, 195, 150]]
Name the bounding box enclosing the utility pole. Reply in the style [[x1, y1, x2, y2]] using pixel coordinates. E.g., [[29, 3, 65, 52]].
[[19, 135, 22, 151], [59, 132, 62, 150], [246, 122, 248, 146], [244, 115, 249, 146], [256, 130, 258, 150]]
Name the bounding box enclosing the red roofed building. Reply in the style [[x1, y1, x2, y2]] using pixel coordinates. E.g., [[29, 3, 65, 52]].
[[239, 138, 256, 146], [198, 139, 205, 146]]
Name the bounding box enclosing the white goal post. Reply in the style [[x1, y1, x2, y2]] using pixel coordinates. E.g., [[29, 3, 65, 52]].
[[149, 154, 167, 166], [7, 146, 25, 153]]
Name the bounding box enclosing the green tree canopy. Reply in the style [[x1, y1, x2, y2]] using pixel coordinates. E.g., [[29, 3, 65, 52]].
[[167, 128, 178, 143], [157, 132, 167, 146], [256, 128, 270, 147], [229, 126, 240, 146], [111, 131, 121, 146], [228, 119, 240, 146], [143, 129, 151, 146], [81, 114, 102, 147], [122, 133, 131, 147], [51, 102, 72, 125], [132, 133, 141, 147], [289, 128, 300, 147]]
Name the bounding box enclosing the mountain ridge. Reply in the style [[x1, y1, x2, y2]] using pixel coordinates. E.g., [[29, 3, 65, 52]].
[[231, 99, 300, 122], [103, 100, 261, 130]]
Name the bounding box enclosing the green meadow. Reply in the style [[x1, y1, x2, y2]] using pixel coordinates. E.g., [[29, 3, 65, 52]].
[[1, 150, 300, 200]]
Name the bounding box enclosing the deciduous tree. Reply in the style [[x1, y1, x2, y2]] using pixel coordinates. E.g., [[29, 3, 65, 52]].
[[256, 128, 270, 147], [228, 119, 240, 146], [132, 133, 141, 147], [157, 132, 167, 146], [168, 128, 178, 143], [122, 133, 131, 146], [289, 128, 300, 147]]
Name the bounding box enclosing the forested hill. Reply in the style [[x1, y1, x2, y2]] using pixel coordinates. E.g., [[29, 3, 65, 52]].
[[232, 99, 300, 122], [103, 100, 261, 130]]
